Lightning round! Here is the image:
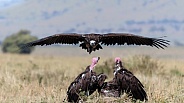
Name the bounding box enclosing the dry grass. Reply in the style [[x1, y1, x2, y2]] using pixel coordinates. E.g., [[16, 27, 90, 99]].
[[0, 46, 183, 102]]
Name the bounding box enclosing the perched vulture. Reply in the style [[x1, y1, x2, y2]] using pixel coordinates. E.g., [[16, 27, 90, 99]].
[[113, 57, 148, 101], [21, 33, 170, 54], [99, 57, 148, 101], [66, 57, 107, 102]]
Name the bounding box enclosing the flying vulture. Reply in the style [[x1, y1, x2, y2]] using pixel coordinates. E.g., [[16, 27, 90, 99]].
[[21, 33, 170, 54], [66, 57, 107, 102], [113, 57, 148, 101]]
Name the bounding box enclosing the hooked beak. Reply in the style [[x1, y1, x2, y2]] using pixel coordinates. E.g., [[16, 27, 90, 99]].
[[97, 57, 100, 62]]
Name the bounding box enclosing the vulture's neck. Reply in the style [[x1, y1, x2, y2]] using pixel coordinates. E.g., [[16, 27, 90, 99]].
[[118, 61, 123, 68], [89, 63, 96, 71]]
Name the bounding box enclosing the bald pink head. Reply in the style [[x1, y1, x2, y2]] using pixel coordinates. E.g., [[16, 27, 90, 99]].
[[90, 57, 100, 70], [92, 57, 100, 64], [115, 57, 121, 63]]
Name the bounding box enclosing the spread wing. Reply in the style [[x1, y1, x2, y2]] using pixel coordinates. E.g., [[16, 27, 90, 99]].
[[20, 33, 84, 49], [100, 33, 170, 49], [116, 70, 148, 101]]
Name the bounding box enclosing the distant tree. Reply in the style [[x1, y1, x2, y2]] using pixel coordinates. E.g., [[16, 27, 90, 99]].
[[2, 30, 38, 54]]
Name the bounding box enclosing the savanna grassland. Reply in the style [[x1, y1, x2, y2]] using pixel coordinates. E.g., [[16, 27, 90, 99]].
[[0, 46, 183, 103]]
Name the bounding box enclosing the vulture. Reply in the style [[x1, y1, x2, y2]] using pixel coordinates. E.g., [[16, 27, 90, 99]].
[[20, 33, 170, 54], [66, 57, 107, 102], [99, 57, 148, 101], [113, 57, 148, 101]]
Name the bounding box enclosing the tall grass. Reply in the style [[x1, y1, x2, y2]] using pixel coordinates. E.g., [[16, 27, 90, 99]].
[[93, 55, 184, 102], [95, 55, 165, 77], [0, 47, 183, 102]]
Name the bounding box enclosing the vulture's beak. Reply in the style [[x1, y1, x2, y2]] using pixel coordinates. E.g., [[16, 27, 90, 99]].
[[97, 57, 100, 62]]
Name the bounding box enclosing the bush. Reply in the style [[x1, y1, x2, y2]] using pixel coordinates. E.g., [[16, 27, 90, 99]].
[[125, 55, 164, 76], [94, 55, 164, 77], [94, 59, 114, 77], [2, 30, 38, 54], [170, 69, 183, 77]]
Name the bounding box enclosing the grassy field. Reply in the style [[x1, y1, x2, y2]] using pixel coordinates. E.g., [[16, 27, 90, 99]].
[[0, 46, 183, 102]]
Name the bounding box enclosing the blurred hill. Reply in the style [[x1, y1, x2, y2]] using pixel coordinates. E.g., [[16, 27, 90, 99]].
[[0, 0, 184, 45]]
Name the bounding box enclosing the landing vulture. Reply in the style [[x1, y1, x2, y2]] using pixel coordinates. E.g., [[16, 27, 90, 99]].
[[21, 33, 170, 54], [114, 57, 148, 101], [66, 57, 107, 102]]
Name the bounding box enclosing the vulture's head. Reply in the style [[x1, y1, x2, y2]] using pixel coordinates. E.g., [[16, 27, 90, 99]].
[[115, 57, 121, 64], [114, 57, 123, 70], [90, 57, 100, 71]]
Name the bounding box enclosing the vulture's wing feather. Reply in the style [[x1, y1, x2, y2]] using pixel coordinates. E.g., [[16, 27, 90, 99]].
[[97, 73, 107, 87], [116, 69, 148, 101], [67, 81, 82, 102], [67, 71, 88, 102], [128, 76, 148, 101], [67, 67, 97, 102], [21, 33, 84, 49], [100, 33, 170, 49]]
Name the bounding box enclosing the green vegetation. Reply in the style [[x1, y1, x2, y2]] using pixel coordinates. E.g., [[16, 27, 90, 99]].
[[95, 58, 114, 77], [170, 69, 184, 77], [95, 55, 163, 77], [2, 30, 37, 54], [125, 55, 164, 76]]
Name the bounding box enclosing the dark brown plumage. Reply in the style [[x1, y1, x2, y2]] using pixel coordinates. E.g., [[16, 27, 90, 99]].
[[66, 66, 96, 102], [67, 71, 107, 102], [21, 33, 170, 54], [99, 78, 121, 97], [99, 57, 148, 101], [66, 57, 107, 102], [114, 57, 148, 101]]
